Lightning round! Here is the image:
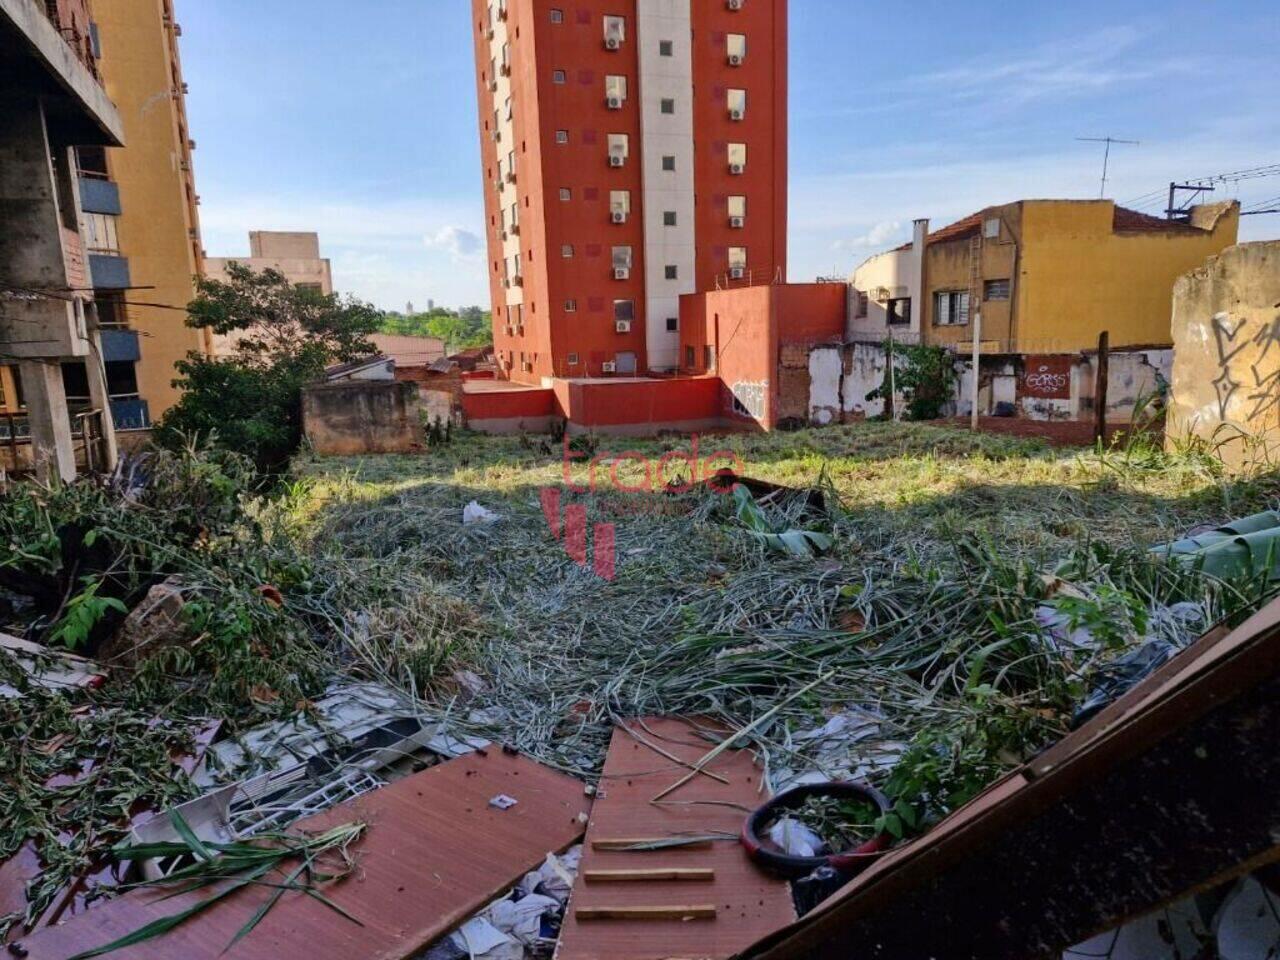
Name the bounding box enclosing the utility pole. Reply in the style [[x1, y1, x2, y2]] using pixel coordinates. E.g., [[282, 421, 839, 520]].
[[1077, 137, 1140, 198], [1166, 182, 1216, 221], [970, 309, 982, 432], [1094, 331, 1110, 445]]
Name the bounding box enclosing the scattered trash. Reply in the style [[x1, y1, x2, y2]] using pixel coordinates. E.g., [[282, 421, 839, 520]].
[[0, 633, 106, 698], [1072, 639, 1180, 727], [463, 501, 501, 525], [743, 782, 891, 879], [489, 794, 519, 810], [766, 819, 824, 859]]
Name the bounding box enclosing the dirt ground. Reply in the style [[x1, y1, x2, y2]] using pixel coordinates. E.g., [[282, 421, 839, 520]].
[[932, 417, 1150, 448]]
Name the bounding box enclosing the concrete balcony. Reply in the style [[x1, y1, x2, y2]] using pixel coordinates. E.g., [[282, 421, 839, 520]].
[[78, 176, 121, 215], [88, 253, 130, 289], [99, 327, 140, 363]]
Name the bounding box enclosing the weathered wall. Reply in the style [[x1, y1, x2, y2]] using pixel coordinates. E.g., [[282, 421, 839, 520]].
[[302, 381, 422, 456], [1168, 242, 1280, 467], [808, 341, 905, 424], [1018, 201, 1238, 352]]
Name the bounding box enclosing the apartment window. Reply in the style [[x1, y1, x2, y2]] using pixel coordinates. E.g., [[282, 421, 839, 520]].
[[728, 142, 747, 172], [662, 155, 676, 171], [550, 8, 563, 23], [663, 211, 677, 226], [659, 40, 674, 56], [603, 15, 625, 45], [728, 247, 748, 270], [887, 298, 911, 326], [685, 346, 696, 368], [934, 290, 970, 326], [82, 213, 120, 254], [984, 279, 1011, 301], [666, 317, 678, 332], [660, 98, 675, 114], [565, 299, 577, 312], [567, 352, 580, 364], [556, 129, 569, 144], [855, 290, 869, 318], [614, 299, 635, 322], [728, 195, 747, 219], [727, 33, 747, 62], [984, 217, 1001, 240], [727, 89, 747, 119], [605, 75, 627, 104], [607, 132, 629, 164], [553, 69, 566, 84], [562, 244, 575, 258], [665, 265, 679, 280], [559, 187, 572, 201]]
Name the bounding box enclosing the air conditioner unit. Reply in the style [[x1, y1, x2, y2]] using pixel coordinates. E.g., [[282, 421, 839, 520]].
[[605, 36, 621, 50], [614, 321, 631, 333], [729, 109, 744, 121], [729, 216, 745, 228], [729, 267, 746, 279], [512, 275, 524, 286], [729, 163, 744, 175], [609, 155, 625, 168], [506, 171, 517, 183], [614, 268, 630, 280], [602, 361, 618, 373], [611, 211, 627, 224], [728, 54, 743, 66], [607, 96, 624, 110], [874, 286, 892, 302], [727, 0, 743, 9], [510, 223, 520, 235]]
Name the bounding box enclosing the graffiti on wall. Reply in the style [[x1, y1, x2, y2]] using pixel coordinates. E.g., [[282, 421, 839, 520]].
[[729, 380, 767, 421], [1019, 356, 1072, 400], [1211, 310, 1280, 422]]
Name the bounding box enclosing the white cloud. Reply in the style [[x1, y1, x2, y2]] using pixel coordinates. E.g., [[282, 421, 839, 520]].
[[424, 225, 483, 258], [834, 221, 904, 252]]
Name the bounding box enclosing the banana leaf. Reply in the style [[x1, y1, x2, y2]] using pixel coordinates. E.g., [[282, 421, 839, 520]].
[[1152, 511, 1280, 581], [730, 486, 832, 558]]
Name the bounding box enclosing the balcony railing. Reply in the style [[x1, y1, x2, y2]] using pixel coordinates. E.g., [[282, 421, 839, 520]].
[[41, 0, 99, 78]]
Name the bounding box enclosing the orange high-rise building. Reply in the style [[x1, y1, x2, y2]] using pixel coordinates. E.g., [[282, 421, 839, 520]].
[[471, 0, 787, 382]]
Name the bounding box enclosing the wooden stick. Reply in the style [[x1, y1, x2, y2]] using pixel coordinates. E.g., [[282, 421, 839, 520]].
[[584, 868, 716, 883], [591, 837, 717, 852], [575, 905, 717, 922], [650, 672, 833, 803], [621, 724, 730, 785]]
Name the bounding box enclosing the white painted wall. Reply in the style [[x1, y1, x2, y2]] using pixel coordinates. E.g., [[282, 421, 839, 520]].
[[636, 0, 695, 372], [847, 219, 927, 340]]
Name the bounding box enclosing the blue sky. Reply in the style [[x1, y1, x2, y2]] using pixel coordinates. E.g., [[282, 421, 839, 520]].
[[179, 0, 1280, 311]]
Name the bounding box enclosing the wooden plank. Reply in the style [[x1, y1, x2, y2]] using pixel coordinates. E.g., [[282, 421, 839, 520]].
[[584, 868, 715, 883], [14, 751, 591, 960], [556, 718, 794, 960], [576, 904, 717, 922]]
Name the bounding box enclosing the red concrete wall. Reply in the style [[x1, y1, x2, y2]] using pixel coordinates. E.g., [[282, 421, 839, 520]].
[[461, 387, 556, 421], [775, 283, 847, 343], [562, 377, 720, 428]]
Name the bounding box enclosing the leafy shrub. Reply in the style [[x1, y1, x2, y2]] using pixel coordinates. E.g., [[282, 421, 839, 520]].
[[868, 343, 959, 421]]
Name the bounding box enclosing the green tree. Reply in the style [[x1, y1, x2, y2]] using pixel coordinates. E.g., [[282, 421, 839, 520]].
[[867, 342, 959, 421], [156, 264, 381, 473], [377, 305, 492, 351]]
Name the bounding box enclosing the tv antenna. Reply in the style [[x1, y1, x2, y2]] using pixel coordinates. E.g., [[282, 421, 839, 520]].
[[1077, 136, 1140, 198]]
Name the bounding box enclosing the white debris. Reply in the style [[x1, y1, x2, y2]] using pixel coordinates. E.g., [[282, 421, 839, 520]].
[[768, 818, 825, 858], [463, 501, 501, 525], [489, 794, 519, 810], [452, 916, 521, 960], [1216, 877, 1280, 960], [771, 707, 906, 793], [488, 894, 560, 945]]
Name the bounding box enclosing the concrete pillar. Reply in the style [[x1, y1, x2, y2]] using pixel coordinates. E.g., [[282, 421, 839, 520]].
[[83, 326, 119, 470], [18, 359, 76, 482]]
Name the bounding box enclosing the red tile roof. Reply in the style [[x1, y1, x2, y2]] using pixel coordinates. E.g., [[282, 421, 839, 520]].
[[898, 203, 1207, 251]]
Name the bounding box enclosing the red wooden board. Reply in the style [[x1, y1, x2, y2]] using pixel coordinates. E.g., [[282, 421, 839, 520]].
[[555, 718, 794, 960], [16, 750, 590, 960]]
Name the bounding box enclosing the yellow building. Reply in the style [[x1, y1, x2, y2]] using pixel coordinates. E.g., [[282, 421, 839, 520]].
[[919, 200, 1240, 354], [67, 0, 209, 430]]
